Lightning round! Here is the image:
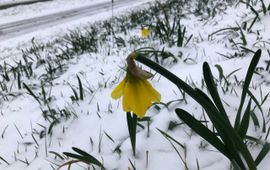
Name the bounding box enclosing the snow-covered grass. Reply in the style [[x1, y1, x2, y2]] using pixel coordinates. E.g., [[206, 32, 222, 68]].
[[1, 0, 270, 169]]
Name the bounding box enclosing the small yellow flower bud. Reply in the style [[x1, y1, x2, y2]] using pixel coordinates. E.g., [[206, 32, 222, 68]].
[[141, 27, 150, 38]]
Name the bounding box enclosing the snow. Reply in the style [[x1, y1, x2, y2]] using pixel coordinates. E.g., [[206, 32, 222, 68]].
[[0, 0, 270, 170]]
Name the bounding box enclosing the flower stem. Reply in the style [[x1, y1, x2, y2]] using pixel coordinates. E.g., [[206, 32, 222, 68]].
[[127, 112, 137, 157]]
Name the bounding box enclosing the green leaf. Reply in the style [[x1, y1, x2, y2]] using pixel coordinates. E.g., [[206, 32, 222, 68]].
[[208, 27, 239, 39], [41, 86, 47, 104], [235, 49, 262, 129], [238, 99, 251, 139], [226, 68, 241, 79], [48, 120, 59, 135], [158, 126, 188, 169], [104, 131, 115, 143], [250, 111, 260, 128], [77, 75, 84, 100], [214, 64, 224, 80], [260, 0, 267, 14], [157, 128, 185, 149], [135, 53, 256, 169], [184, 34, 193, 47], [128, 159, 136, 170], [17, 71, 21, 89], [245, 135, 263, 144], [69, 85, 78, 101], [248, 90, 266, 132], [63, 147, 104, 168], [203, 62, 230, 124], [0, 155, 9, 165], [23, 83, 41, 105], [255, 142, 270, 165], [127, 112, 137, 156], [49, 151, 65, 160], [63, 152, 86, 162], [175, 108, 230, 158], [176, 104, 247, 169]]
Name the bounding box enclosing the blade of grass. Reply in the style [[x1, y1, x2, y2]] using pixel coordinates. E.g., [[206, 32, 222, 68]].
[[157, 128, 185, 149], [23, 83, 41, 105], [248, 89, 266, 132], [0, 155, 9, 165], [72, 147, 101, 165], [250, 111, 260, 128], [77, 75, 84, 100], [255, 142, 270, 165], [159, 128, 188, 169], [63, 148, 104, 169], [128, 159, 136, 170]]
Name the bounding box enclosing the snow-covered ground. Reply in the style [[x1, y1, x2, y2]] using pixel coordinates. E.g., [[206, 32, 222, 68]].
[[0, 0, 270, 170]]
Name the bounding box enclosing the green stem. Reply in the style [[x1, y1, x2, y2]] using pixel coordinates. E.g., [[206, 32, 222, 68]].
[[127, 112, 137, 157]]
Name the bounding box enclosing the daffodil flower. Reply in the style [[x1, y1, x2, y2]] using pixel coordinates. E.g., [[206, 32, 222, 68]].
[[111, 53, 161, 118], [141, 27, 150, 38]]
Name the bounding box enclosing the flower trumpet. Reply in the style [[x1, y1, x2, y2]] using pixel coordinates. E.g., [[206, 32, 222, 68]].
[[111, 53, 161, 118]]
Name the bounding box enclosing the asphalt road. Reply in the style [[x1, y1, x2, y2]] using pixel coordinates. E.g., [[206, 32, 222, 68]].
[[0, 0, 147, 40], [0, 0, 52, 10]]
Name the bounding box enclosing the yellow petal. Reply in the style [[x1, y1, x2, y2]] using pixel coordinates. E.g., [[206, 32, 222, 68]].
[[113, 70, 161, 118], [131, 80, 148, 117], [122, 77, 160, 118], [111, 78, 127, 99], [135, 80, 159, 118], [123, 80, 137, 112], [142, 80, 161, 102]]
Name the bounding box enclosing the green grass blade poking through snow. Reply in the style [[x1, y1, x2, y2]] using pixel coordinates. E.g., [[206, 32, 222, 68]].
[[247, 89, 266, 132], [255, 142, 270, 165], [77, 74, 84, 101], [23, 83, 41, 105], [63, 147, 104, 169]]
